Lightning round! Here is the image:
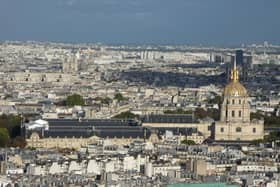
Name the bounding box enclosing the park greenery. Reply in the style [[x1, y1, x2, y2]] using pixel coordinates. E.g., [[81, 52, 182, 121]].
[[0, 128, 10, 147], [181, 139, 196, 145], [66, 94, 85, 106], [0, 114, 26, 148]]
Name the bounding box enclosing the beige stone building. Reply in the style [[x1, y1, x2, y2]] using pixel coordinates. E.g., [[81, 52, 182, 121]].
[[26, 133, 153, 149], [214, 61, 264, 141], [24, 119, 160, 149]]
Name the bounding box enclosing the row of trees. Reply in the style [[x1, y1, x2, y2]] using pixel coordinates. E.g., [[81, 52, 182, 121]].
[[65, 93, 127, 107]]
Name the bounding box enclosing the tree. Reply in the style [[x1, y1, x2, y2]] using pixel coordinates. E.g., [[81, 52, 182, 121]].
[[114, 93, 125, 102], [181, 139, 196, 145], [9, 136, 27, 148], [0, 128, 10, 147], [66, 94, 85, 106], [113, 111, 139, 119], [0, 114, 21, 138], [94, 97, 112, 105]]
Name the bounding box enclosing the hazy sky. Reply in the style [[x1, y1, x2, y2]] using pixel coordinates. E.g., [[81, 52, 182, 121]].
[[0, 0, 279, 46]]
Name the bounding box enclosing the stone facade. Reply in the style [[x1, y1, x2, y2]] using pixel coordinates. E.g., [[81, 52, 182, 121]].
[[26, 132, 159, 149]]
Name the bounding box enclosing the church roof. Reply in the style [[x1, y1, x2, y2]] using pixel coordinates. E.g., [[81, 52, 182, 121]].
[[224, 59, 248, 97], [224, 81, 247, 97]]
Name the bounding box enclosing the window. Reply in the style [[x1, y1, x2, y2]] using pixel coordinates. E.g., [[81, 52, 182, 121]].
[[236, 127, 242, 132], [239, 111, 242, 117], [232, 99, 235, 104], [239, 99, 241, 104], [221, 128, 224, 133], [253, 128, 256, 133], [226, 110, 228, 118], [232, 110, 235, 117]]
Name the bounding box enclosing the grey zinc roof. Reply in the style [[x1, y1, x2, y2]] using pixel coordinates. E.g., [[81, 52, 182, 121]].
[[141, 114, 196, 123], [25, 118, 149, 139]]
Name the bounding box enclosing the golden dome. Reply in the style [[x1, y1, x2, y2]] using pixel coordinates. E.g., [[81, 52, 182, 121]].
[[224, 81, 247, 97], [224, 59, 248, 97]]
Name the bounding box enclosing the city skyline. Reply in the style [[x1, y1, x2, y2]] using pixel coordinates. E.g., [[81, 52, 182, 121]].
[[1, 0, 280, 46]]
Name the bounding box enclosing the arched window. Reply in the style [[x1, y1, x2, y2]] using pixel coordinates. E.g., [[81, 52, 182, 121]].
[[239, 99, 241, 104], [232, 99, 235, 104], [239, 111, 242, 117], [232, 110, 235, 117]]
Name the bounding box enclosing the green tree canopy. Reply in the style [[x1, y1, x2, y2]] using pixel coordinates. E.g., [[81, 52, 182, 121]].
[[114, 93, 125, 102], [0, 114, 21, 138], [66, 94, 85, 106], [181, 139, 196, 145], [94, 96, 112, 105], [0, 128, 10, 147], [113, 111, 139, 119]]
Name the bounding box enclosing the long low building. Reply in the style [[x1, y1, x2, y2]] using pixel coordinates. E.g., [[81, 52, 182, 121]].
[[23, 114, 213, 149], [24, 119, 153, 149]]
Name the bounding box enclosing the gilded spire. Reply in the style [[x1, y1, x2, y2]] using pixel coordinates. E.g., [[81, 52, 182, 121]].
[[231, 57, 239, 82]]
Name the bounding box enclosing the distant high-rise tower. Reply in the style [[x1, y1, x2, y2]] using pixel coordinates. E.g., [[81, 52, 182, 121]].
[[242, 55, 253, 82], [236, 50, 243, 66]]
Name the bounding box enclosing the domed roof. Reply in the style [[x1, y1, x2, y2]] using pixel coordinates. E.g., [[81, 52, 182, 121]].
[[224, 59, 248, 97], [224, 81, 247, 97]]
